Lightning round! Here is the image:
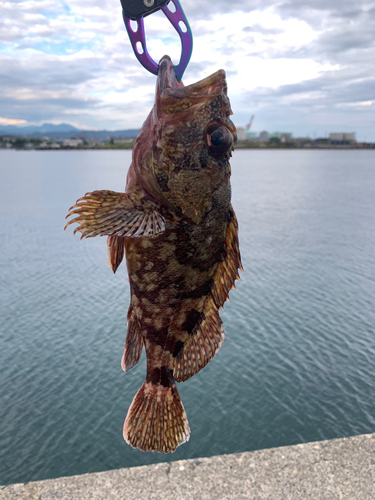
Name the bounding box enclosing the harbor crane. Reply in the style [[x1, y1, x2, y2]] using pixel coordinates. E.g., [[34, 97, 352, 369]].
[[246, 115, 255, 130]]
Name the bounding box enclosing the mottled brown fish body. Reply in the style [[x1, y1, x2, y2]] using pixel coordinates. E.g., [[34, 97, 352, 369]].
[[65, 56, 242, 453]]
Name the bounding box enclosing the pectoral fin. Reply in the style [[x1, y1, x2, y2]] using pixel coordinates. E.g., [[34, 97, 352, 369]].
[[64, 190, 166, 239]]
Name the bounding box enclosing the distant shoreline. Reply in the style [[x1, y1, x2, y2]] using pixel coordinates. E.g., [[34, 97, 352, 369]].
[[235, 144, 375, 150], [5, 145, 374, 151], [2, 141, 375, 151]]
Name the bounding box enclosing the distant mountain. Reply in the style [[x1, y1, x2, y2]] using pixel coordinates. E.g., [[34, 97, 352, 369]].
[[0, 123, 140, 140], [0, 123, 80, 135]]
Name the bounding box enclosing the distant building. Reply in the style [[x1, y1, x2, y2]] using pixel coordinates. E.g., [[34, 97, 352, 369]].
[[280, 134, 292, 143], [236, 127, 246, 141], [246, 131, 258, 140], [329, 133, 356, 143], [36, 142, 61, 149], [63, 138, 83, 147], [268, 132, 293, 143], [259, 131, 269, 143]]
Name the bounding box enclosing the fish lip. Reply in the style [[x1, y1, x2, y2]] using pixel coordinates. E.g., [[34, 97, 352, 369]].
[[181, 69, 227, 96], [158, 63, 229, 116], [158, 55, 181, 94], [157, 55, 227, 96]]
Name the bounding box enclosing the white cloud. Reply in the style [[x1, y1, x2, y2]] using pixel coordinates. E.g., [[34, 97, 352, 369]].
[[337, 100, 375, 108], [0, 0, 374, 139], [0, 116, 26, 124]]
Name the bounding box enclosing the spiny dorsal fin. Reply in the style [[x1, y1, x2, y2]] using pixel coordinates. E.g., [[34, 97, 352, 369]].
[[173, 205, 242, 382], [64, 190, 166, 240], [211, 205, 243, 308]]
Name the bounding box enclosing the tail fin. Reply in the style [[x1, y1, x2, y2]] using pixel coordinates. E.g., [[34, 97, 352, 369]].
[[123, 382, 190, 453]]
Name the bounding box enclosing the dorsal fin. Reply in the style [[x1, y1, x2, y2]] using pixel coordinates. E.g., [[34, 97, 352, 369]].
[[173, 205, 242, 382]]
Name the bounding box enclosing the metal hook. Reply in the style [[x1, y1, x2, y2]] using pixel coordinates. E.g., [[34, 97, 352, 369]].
[[122, 0, 193, 81]]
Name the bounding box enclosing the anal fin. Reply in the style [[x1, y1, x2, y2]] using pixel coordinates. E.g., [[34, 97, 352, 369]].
[[173, 297, 225, 382]]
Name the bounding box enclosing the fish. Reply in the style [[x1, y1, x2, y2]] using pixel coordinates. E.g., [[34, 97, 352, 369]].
[[65, 55, 243, 454]]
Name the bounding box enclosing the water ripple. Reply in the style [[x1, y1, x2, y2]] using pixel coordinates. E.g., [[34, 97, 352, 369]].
[[1, 149, 375, 484]]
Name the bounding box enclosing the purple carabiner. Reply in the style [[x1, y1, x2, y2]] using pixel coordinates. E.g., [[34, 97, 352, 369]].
[[122, 0, 193, 81]]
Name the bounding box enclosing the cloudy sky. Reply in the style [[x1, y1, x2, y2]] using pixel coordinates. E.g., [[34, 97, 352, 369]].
[[1, 0, 375, 140]]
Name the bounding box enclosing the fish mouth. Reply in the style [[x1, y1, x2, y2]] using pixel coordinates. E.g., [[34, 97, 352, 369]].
[[157, 55, 228, 115], [158, 56, 183, 94]]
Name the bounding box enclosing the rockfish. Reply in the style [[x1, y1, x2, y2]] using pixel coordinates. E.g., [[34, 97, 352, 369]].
[[65, 55, 242, 453]]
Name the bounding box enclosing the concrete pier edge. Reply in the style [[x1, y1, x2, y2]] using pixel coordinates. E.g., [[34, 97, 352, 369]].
[[1, 433, 374, 499]]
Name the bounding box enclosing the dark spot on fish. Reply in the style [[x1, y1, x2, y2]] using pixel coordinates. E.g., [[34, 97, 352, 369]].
[[155, 171, 170, 192], [157, 274, 184, 291], [174, 121, 201, 146], [173, 151, 201, 172], [199, 148, 209, 169], [180, 280, 212, 299], [130, 280, 159, 304], [173, 341, 184, 357], [182, 309, 201, 334], [188, 243, 225, 273], [146, 326, 169, 343], [147, 367, 160, 384], [174, 225, 195, 265], [209, 191, 219, 211], [147, 366, 173, 387], [164, 335, 178, 355], [160, 366, 174, 387]]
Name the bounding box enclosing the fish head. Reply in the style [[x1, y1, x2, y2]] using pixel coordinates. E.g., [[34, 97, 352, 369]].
[[132, 55, 237, 224]]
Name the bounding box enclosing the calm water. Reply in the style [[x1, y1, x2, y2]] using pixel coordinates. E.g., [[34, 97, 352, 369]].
[[0, 149, 374, 485]]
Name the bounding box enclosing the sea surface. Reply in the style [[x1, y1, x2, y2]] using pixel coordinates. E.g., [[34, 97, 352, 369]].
[[0, 149, 374, 485]]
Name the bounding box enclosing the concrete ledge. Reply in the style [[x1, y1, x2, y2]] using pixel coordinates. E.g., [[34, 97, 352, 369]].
[[1, 433, 374, 499]]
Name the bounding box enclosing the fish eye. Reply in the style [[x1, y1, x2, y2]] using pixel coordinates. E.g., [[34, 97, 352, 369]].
[[205, 123, 233, 158]]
